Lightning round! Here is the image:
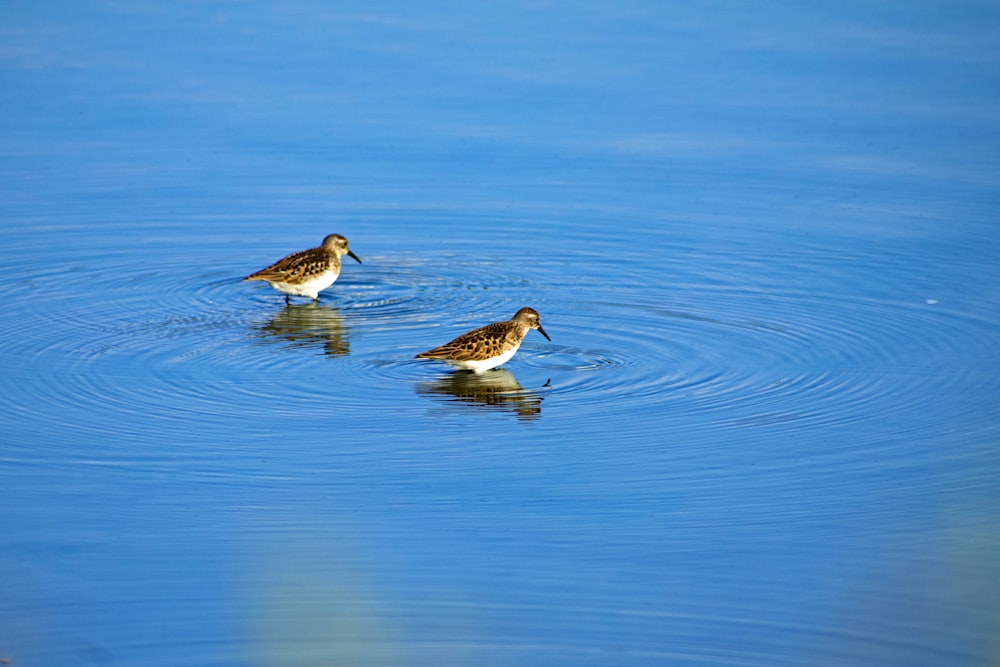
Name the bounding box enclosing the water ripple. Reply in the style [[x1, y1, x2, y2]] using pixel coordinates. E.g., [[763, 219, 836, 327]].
[[530, 286, 993, 440], [2, 234, 994, 446]]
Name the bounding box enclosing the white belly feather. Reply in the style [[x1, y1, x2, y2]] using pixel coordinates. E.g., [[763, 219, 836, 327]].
[[268, 271, 337, 299], [443, 345, 519, 374]]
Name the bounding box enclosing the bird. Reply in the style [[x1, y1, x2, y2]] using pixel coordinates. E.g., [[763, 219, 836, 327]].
[[415, 307, 551, 373], [243, 234, 361, 303]]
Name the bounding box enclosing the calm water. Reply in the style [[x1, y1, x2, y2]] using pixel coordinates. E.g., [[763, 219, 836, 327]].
[[2, 2, 999, 666]]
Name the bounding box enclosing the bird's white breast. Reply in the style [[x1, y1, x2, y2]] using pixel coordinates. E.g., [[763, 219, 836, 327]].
[[444, 345, 519, 374], [268, 270, 338, 299]]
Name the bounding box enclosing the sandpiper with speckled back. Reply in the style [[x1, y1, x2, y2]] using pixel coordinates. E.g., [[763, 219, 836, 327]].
[[415, 307, 551, 373], [243, 234, 361, 303]]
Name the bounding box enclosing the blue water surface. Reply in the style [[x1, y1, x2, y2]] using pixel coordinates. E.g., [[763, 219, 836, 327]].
[[1, 2, 999, 666]]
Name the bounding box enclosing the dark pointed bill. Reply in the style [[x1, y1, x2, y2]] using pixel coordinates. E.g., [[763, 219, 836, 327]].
[[537, 325, 551, 341], [347, 249, 362, 264]]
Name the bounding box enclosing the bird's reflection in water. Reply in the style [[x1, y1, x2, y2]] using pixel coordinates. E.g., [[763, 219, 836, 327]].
[[254, 303, 350, 356], [417, 368, 544, 421]]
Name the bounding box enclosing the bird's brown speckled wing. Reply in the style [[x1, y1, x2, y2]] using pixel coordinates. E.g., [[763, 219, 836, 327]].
[[416, 321, 515, 361], [244, 248, 332, 282]]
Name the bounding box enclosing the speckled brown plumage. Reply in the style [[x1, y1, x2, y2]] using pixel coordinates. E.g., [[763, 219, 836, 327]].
[[243, 233, 361, 302], [415, 307, 551, 373], [417, 320, 521, 361]]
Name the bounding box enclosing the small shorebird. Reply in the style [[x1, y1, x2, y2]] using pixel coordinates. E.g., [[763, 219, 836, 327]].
[[415, 307, 551, 373], [243, 233, 361, 303]]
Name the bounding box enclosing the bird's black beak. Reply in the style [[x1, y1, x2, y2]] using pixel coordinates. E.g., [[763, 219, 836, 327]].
[[537, 325, 551, 341], [347, 249, 362, 264]]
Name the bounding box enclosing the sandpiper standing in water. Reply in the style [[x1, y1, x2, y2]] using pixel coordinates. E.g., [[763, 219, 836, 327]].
[[415, 307, 551, 373], [243, 233, 361, 303]]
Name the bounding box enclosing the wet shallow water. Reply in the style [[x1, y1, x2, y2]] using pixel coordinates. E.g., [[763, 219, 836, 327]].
[[2, 2, 1000, 666]]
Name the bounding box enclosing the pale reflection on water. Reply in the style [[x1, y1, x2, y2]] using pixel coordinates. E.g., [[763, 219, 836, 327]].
[[253, 303, 351, 357], [417, 368, 545, 421]]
